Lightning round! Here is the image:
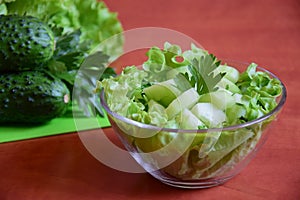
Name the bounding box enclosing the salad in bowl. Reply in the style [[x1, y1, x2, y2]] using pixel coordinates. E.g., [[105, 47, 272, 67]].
[[97, 42, 286, 188]]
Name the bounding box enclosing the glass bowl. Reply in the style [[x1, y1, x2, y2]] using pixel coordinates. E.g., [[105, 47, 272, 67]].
[[100, 61, 287, 189]]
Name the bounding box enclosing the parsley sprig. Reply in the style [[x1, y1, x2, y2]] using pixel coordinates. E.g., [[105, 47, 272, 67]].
[[181, 54, 225, 95], [47, 25, 116, 117]]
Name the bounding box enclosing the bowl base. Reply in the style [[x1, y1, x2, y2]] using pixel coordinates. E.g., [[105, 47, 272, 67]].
[[153, 174, 234, 189]]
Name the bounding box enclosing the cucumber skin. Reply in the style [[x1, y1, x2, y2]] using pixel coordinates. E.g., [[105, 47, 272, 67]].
[[0, 71, 70, 124], [143, 79, 181, 107], [0, 14, 55, 72]]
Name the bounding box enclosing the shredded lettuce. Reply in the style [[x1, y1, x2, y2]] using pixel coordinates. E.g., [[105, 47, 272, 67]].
[[235, 63, 282, 121], [98, 66, 149, 119]]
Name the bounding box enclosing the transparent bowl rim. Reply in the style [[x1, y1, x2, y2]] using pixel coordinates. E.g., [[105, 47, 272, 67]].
[[100, 62, 287, 133]]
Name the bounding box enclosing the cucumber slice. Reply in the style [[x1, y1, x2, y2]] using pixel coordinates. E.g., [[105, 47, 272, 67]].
[[214, 65, 240, 83], [176, 109, 206, 129], [232, 93, 243, 104], [143, 79, 181, 107], [198, 89, 235, 110], [191, 103, 226, 127], [217, 77, 241, 93], [166, 88, 199, 119]]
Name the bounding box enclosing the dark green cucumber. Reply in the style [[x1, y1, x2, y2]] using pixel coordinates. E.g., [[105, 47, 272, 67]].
[[0, 71, 70, 124], [0, 14, 55, 71]]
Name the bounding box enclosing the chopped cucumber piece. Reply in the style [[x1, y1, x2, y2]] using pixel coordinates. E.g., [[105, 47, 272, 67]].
[[143, 79, 181, 107], [232, 93, 243, 104], [198, 89, 235, 110], [217, 77, 241, 93], [176, 109, 206, 129], [191, 103, 226, 127], [214, 65, 240, 83], [166, 88, 199, 119]]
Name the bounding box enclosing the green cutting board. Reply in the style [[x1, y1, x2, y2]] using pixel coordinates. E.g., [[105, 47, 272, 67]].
[[0, 107, 111, 143]]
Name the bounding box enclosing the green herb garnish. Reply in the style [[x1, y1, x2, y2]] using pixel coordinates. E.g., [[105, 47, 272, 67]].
[[181, 54, 225, 95]]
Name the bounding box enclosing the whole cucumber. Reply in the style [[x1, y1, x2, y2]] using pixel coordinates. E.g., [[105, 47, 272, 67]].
[[0, 14, 55, 71], [0, 71, 70, 124]]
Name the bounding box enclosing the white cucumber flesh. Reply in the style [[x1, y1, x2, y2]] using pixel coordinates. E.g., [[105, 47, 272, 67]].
[[191, 102, 226, 127], [166, 88, 199, 119], [177, 109, 206, 129], [214, 65, 240, 83], [198, 89, 235, 110], [217, 77, 241, 93], [232, 93, 243, 104]]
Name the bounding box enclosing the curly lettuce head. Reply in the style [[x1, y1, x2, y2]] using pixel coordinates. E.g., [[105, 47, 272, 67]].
[[0, 0, 123, 59]]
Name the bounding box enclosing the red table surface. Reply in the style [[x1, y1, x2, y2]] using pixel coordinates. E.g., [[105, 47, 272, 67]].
[[1, 0, 300, 199]]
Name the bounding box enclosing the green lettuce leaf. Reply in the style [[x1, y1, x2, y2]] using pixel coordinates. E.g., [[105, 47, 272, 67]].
[[98, 66, 149, 119], [0, 3, 7, 14], [143, 43, 195, 82], [236, 63, 282, 121]]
